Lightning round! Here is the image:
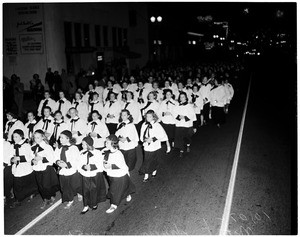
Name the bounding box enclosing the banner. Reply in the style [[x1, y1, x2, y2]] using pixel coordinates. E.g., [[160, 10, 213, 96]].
[[5, 38, 18, 55], [20, 34, 43, 54]]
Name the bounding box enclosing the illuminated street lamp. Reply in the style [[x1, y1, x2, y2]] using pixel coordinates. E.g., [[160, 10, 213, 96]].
[[157, 16, 162, 22], [150, 16, 156, 22]]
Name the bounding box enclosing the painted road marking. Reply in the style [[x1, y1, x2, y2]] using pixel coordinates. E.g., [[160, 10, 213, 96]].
[[15, 199, 62, 235], [219, 77, 252, 235]]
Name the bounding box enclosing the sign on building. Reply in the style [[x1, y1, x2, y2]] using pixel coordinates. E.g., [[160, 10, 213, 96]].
[[19, 34, 43, 54], [5, 38, 18, 55]]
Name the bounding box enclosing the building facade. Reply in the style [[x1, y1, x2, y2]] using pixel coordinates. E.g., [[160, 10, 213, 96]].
[[3, 3, 149, 90]]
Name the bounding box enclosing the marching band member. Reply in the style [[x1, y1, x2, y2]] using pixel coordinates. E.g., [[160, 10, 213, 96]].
[[66, 108, 88, 150], [158, 89, 178, 148], [4, 112, 25, 142], [83, 84, 96, 103], [139, 110, 170, 182], [24, 111, 37, 142], [174, 92, 196, 157], [49, 110, 68, 148], [135, 81, 149, 105], [34, 106, 54, 140], [115, 109, 139, 172], [78, 136, 106, 214], [10, 129, 38, 208], [3, 139, 14, 205], [55, 91, 72, 117], [190, 84, 204, 132], [31, 130, 59, 209], [88, 92, 104, 119], [103, 134, 136, 213], [54, 130, 82, 209], [140, 91, 160, 118], [199, 76, 212, 125], [72, 92, 89, 122], [103, 92, 122, 134], [37, 91, 56, 118], [87, 110, 110, 150], [121, 91, 142, 125], [209, 78, 227, 128]]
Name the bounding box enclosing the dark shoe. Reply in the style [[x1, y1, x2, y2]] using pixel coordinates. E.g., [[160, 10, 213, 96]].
[[92, 205, 98, 210]]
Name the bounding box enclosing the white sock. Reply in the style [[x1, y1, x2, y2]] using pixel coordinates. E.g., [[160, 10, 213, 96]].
[[152, 170, 157, 175], [144, 174, 149, 179]]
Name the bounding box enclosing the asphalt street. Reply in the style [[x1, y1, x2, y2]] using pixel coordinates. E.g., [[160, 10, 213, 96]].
[[4, 55, 296, 235]]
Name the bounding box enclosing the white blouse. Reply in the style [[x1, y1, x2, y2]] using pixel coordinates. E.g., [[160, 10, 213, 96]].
[[86, 119, 110, 148], [158, 99, 179, 125], [103, 149, 129, 177], [140, 100, 160, 117], [65, 116, 88, 145], [174, 103, 196, 128], [121, 100, 142, 124], [31, 141, 55, 171], [11, 140, 33, 177], [5, 119, 25, 142], [78, 149, 104, 177], [37, 98, 56, 117], [55, 98, 72, 117], [199, 83, 212, 104], [24, 120, 37, 140], [54, 145, 80, 176], [190, 92, 204, 114], [209, 85, 227, 107], [34, 116, 55, 137], [115, 121, 139, 150], [71, 100, 89, 121], [3, 140, 14, 166], [140, 121, 168, 152], [103, 100, 122, 124]]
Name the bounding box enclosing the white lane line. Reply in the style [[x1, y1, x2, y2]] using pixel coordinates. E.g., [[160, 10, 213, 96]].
[[15, 199, 62, 235], [219, 78, 252, 235]]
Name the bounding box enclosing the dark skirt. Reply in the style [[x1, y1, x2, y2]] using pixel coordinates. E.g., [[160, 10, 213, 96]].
[[193, 114, 201, 128], [203, 103, 210, 122], [107, 174, 135, 206], [81, 173, 106, 207], [59, 172, 82, 203], [211, 106, 225, 125], [161, 123, 175, 142], [4, 165, 14, 199], [13, 172, 38, 202], [139, 149, 161, 174], [174, 127, 193, 150], [121, 148, 137, 171], [35, 166, 60, 200], [106, 123, 118, 134]]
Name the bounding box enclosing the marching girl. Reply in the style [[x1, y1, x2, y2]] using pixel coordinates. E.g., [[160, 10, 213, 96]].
[[139, 110, 170, 182], [140, 91, 160, 119], [4, 112, 25, 142], [3, 139, 14, 205], [223, 79, 234, 114], [34, 106, 54, 140], [190, 84, 204, 132], [78, 136, 106, 214], [49, 110, 68, 148], [94, 79, 104, 100], [174, 92, 196, 157], [209, 78, 227, 128], [103, 92, 122, 134], [37, 91, 56, 118], [135, 81, 150, 105], [118, 81, 131, 103], [158, 89, 178, 148], [199, 76, 212, 125], [88, 92, 104, 120], [55, 91, 72, 118], [115, 109, 139, 172], [10, 129, 38, 208], [83, 84, 96, 103], [31, 130, 59, 209], [177, 81, 191, 101], [72, 91, 89, 122], [54, 130, 82, 209], [87, 110, 110, 150], [103, 134, 136, 213], [103, 80, 118, 102], [185, 78, 194, 91], [121, 91, 142, 125], [24, 111, 37, 142], [66, 107, 88, 150], [150, 81, 163, 102]]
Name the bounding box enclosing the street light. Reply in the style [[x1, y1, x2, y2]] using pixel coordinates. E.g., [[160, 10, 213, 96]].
[[192, 41, 196, 45], [157, 16, 162, 22], [150, 16, 156, 22]]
